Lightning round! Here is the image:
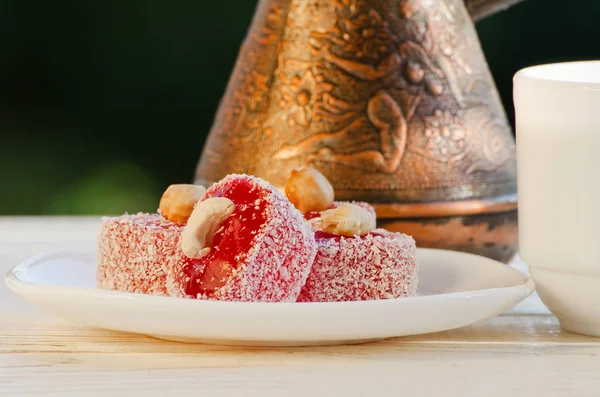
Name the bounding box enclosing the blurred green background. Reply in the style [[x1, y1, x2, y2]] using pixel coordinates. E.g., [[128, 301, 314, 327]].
[[1, 0, 598, 215]]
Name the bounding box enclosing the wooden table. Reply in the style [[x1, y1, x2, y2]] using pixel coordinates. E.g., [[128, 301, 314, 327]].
[[1, 217, 599, 396]]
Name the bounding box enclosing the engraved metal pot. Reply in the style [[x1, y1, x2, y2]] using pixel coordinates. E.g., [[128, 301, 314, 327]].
[[195, 0, 522, 263]]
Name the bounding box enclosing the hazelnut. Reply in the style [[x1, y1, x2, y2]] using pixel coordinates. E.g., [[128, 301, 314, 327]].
[[284, 167, 334, 213], [320, 203, 376, 237], [159, 184, 206, 224]]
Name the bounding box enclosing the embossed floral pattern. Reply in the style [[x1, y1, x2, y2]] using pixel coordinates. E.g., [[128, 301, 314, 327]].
[[279, 71, 333, 127], [481, 120, 515, 165], [251, 3, 283, 45], [314, 0, 397, 61], [466, 118, 515, 174], [237, 70, 269, 112], [420, 109, 469, 162], [337, 10, 396, 60]]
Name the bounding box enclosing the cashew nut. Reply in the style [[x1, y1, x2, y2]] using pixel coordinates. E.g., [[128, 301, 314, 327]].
[[320, 203, 376, 237], [180, 197, 235, 259], [284, 166, 334, 213]]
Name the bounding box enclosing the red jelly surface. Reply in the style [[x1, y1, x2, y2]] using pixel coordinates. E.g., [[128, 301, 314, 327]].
[[304, 211, 322, 221], [304, 204, 336, 221], [314, 230, 341, 240], [183, 178, 268, 297]]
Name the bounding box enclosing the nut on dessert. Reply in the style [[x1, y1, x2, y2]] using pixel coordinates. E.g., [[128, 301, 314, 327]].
[[181, 197, 235, 259], [285, 166, 334, 213], [320, 203, 376, 237], [159, 184, 207, 224]]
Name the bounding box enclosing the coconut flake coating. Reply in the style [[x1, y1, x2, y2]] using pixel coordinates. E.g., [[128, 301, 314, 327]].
[[96, 213, 185, 297], [297, 229, 418, 302], [97, 174, 317, 303], [174, 174, 317, 301]]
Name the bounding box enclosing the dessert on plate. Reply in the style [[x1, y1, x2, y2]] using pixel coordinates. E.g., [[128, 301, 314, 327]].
[[97, 174, 317, 302], [96, 166, 418, 303], [283, 167, 418, 303], [296, 226, 418, 302]]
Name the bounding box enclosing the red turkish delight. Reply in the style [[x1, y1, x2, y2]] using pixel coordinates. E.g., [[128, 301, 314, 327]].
[[97, 174, 317, 302]]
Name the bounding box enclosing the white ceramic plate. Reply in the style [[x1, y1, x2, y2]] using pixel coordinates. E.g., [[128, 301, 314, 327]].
[[5, 248, 534, 346]]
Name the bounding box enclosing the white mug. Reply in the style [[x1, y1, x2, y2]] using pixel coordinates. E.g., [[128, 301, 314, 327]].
[[514, 60, 600, 336]]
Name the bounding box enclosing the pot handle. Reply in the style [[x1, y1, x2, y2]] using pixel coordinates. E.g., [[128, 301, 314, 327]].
[[466, 0, 526, 21]]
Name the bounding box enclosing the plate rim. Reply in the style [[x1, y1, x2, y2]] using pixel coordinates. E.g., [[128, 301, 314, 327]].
[[5, 247, 536, 310]]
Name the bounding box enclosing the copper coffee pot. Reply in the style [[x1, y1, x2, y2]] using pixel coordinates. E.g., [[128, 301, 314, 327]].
[[195, 0, 522, 263]]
